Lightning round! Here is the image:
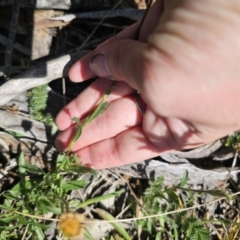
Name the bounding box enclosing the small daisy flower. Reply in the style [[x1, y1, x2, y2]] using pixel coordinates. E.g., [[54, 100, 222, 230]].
[[59, 212, 85, 240]]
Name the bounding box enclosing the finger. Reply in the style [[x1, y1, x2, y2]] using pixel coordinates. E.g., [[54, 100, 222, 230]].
[[73, 118, 207, 170], [55, 78, 134, 130], [143, 108, 205, 149], [89, 40, 149, 91], [55, 95, 143, 152], [73, 126, 167, 169], [69, 23, 141, 82], [69, 0, 163, 83]]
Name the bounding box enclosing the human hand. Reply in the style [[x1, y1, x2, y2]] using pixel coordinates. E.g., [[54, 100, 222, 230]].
[[55, 0, 240, 169]]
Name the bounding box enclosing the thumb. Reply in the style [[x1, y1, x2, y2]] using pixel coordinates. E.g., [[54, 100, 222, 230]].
[[89, 40, 149, 91]]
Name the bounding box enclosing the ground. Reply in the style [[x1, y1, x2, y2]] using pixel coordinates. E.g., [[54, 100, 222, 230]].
[[0, 0, 240, 239]]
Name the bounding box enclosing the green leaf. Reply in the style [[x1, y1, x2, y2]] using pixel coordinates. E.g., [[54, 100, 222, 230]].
[[0, 225, 20, 230], [0, 231, 6, 239], [6, 130, 24, 137], [37, 197, 53, 214], [0, 203, 15, 211], [45, 206, 62, 214], [84, 228, 95, 240], [104, 83, 116, 96], [61, 180, 88, 190], [3, 192, 20, 201], [20, 163, 45, 174], [155, 232, 162, 240], [178, 170, 189, 187], [3, 198, 12, 208], [77, 189, 124, 208], [66, 84, 115, 153], [96, 208, 131, 240], [56, 153, 65, 165], [83, 102, 109, 126], [68, 118, 82, 151], [34, 223, 50, 231], [34, 226, 45, 240], [16, 200, 24, 208], [137, 219, 146, 227], [14, 216, 30, 225], [18, 151, 26, 175], [83, 83, 115, 127], [18, 151, 28, 189], [171, 220, 179, 240], [11, 182, 21, 193], [146, 218, 153, 234], [0, 214, 19, 223]]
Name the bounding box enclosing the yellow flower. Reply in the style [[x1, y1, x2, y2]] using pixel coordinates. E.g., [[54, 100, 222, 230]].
[[59, 212, 85, 240]]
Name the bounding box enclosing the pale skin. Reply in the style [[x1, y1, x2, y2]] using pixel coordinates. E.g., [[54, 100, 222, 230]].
[[55, 0, 240, 169]]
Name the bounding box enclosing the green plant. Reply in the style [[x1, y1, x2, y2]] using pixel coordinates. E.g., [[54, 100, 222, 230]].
[[139, 172, 211, 240], [0, 151, 93, 239], [0, 84, 117, 239], [225, 131, 240, 150], [28, 84, 57, 133]]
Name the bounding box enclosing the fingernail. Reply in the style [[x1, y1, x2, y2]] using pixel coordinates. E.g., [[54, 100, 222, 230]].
[[89, 54, 112, 78]]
